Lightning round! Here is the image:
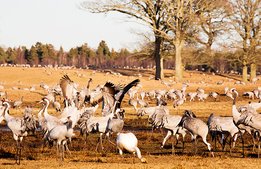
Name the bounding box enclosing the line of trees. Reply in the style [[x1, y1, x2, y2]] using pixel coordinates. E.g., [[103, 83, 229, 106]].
[[0, 41, 159, 69], [0, 38, 259, 77]]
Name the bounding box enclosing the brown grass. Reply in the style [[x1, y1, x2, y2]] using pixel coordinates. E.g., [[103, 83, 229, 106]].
[[0, 67, 261, 169]]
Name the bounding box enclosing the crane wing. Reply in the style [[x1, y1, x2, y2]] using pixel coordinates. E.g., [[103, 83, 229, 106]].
[[115, 79, 140, 109], [60, 75, 75, 99]]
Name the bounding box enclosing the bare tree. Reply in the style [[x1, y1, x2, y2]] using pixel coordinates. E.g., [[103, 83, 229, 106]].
[[195, 0, 231, 62], [81, 0, 168, 80], [152, 0, 204, 81], [229, 0, 260, 82]]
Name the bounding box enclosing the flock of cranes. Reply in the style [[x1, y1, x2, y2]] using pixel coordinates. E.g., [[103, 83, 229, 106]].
[[0, 74, 261, 165]]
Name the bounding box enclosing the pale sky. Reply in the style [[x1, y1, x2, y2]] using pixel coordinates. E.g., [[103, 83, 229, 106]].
[[0, 0, 148, 51]]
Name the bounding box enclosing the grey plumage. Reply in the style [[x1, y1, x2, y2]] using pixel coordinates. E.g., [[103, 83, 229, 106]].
[[151, 112, 187, 151], [207, 113, 239, 151], [13, 96, 23, 109], [179, 110, 214, 156], [2, 101, 37, 164], [45, 117, 74, 161]]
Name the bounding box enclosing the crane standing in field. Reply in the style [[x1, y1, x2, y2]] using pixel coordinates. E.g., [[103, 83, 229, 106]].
[[45, 116, 74, 161], [232, 91, 261, 157], [207, 113, 239, 152], [149, 111, 187, 153], [179, 110, 214, 157], [41, 98, 61, 132], [2, 100, 37, 165]]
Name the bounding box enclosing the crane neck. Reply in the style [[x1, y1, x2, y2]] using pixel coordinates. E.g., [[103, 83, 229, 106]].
[[3, 102, 11, 120], [43, 99, 50, 115], [38, 104, 44, 116], [87, 78, 92, 89]]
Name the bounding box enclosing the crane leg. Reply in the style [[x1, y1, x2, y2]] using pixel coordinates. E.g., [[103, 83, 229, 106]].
[[106, 134, 116, 146], [62, 142, 65, 161], [15, 140, 19, 164], [100, 134, 104, 150], [193, 138, 197, 155], [18, 141, 22, 165], [95, 134, 104, 152], [257, 140, 260, 158], [15, 139, 21, 165], [171, 135, 175, 155], [222, 134, 228, 151], [240, 132, 245, 157], [95, 137, 100, 152], [182, 137, 185, 153], [64, 143, 71, 155], [214, 132, 217, 151], [56, 143, 59, 161]]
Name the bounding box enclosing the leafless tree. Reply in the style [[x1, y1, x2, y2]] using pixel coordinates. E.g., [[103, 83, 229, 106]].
[[195, 0, 231, 65], [151, 0, 206, 81], [229, 0, 260, 82], [80, 0, 168, 80]]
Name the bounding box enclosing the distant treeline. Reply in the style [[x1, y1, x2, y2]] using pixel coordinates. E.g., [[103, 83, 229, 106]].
[[0, 40, 260, 74]]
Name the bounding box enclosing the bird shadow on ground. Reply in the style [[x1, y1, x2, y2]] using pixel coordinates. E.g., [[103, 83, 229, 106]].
[[0, 148, 15, 159], [1, 162, 16, 165]]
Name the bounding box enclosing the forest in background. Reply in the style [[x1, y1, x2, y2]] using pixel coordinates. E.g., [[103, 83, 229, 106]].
[[0, 40, 260, 75]]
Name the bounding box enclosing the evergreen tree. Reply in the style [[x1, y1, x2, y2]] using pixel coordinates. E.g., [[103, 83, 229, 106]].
[[5, 47, 17, 64], [0, 47, 6, 63], [97, 40, 110, 58], [29, 46, 38, 65]]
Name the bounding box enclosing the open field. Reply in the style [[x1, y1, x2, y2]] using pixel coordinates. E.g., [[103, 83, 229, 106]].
[[0, 66, 261, 169]]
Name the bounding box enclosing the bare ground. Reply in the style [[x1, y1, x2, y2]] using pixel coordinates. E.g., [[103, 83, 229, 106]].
[[0, 67, 261, 168]]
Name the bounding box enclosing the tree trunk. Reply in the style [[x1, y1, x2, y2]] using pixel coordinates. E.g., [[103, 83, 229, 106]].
[[175, 40, 184, 82], [154, 36, 162, 80], [250, 63, 256, 82], [160, 57, 164, 78], [242, 60, 248, 82]]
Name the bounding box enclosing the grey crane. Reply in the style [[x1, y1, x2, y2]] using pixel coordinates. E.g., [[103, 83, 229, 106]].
[[179, 110, 214, 157], [128, 98, 138, 112], [230, 90, 259, 157], [41, 98, 61, 131], [59, 75, 78, 107], [137, 106, 169, 119], [242, 91, 255, 100], [207, 113, 239, 152], [209, 92, 219, 101], [233, 99, 261, 157], [45, 116, 74, 161], [150, 111, 187, 153], [80, 78, 93, 104], [91, 79, 140, 116], [79, 106, 122, 151], [2, 100, 37, 164], [13, 96, 23, 109]]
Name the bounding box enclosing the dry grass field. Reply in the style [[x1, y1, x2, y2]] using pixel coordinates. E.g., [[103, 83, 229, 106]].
[[0, 66, 260, 169]]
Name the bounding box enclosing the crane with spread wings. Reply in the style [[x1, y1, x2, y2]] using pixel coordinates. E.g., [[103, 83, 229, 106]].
[[92, 79, 140, 116], [59, 75, 78, 107]]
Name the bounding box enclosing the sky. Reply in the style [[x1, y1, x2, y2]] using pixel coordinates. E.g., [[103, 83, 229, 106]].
[[0, 0, 148, 52]]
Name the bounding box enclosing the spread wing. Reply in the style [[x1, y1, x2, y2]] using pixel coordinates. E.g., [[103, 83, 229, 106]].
[[115, 79, 140, 109], [60, 75, 75, 99]]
